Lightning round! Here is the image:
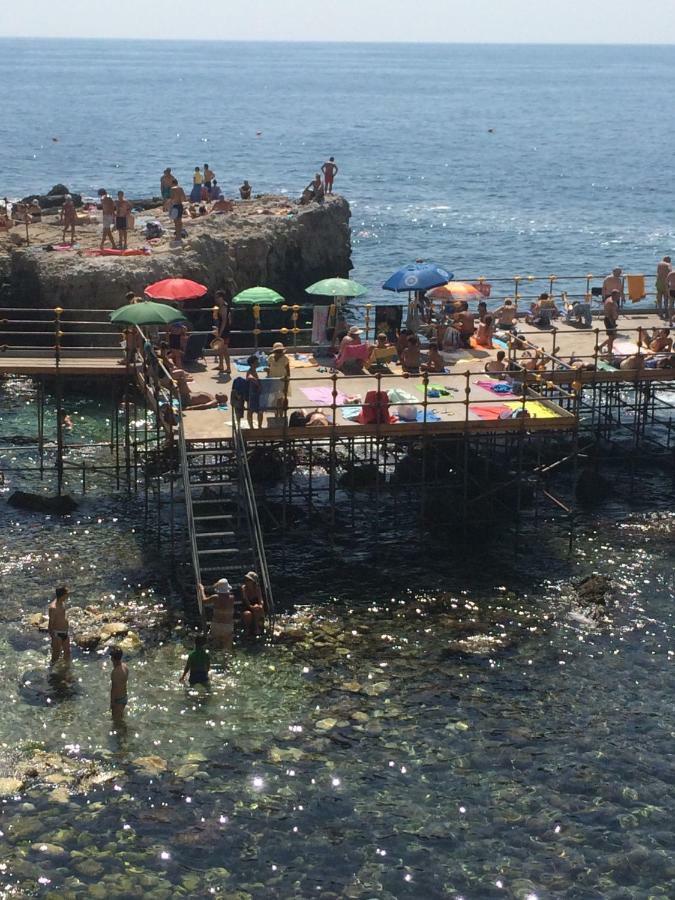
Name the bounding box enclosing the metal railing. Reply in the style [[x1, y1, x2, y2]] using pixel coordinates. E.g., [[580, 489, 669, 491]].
[[231, 412, 276, 628]]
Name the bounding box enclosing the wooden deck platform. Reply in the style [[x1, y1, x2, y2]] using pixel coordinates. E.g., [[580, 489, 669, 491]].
[[0, 350, 127, 378]]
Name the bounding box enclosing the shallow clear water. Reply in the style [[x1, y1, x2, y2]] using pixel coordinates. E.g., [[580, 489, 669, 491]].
[[1, 380, 675, 898]]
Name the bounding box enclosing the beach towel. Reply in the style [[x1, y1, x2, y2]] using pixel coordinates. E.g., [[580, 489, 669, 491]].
[[493, 338, 510, 351], [470, 336, 494, 350], [505, 400, 559, 419], [301, 386, 348, 406], [476, 380, 519, 398], [470, 404, 512, 420], [83, 247, 151, 257], [311, 306, 329, 344], [627, 274, 646, 303], [414, 383, 455, 397]]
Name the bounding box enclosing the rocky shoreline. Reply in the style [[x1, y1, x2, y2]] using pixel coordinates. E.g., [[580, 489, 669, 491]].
[[0, 191, 352, 310]]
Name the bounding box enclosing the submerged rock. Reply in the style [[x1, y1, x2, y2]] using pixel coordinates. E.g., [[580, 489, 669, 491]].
[[8, 490, 79, 515], [576, 574, 614, 606], [132, 756, 168, 777], [0, 777, 24, 797]]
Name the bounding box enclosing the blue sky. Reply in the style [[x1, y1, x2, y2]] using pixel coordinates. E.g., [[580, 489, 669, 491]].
[[1, 0, 674, 43]]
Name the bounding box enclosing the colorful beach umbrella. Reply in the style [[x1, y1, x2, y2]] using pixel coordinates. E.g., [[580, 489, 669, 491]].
[[110, 301, 186, 326], [144, 278, 207, 302], [306, 278, 368, 298], [233, 286, 285, 305], [383, 263, 453, 293], [426, 282, 485, 303]]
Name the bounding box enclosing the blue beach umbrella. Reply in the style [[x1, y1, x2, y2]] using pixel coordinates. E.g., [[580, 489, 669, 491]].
[[383, 262, 453, 293]]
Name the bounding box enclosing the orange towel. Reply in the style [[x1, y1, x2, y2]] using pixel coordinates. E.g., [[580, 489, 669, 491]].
[[627, 274, 646, 303]]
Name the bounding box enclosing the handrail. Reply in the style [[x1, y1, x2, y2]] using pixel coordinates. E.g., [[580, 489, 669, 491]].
[[176, 381, 204, 619], [231, 411, 276, 629]]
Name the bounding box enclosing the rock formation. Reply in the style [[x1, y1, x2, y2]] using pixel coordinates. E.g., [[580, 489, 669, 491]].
[[0, 194, 352, 310]]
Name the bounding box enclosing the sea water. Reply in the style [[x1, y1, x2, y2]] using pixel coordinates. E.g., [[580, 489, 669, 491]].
[[1, 40, 675, 898]]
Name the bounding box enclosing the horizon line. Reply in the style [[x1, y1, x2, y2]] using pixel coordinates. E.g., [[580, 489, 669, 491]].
[[0, 35, 674, 46]]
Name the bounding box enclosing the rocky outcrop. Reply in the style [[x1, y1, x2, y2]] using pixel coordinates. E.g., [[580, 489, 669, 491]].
[[0, 195, 352, 309], [8, 490, 79, 514]]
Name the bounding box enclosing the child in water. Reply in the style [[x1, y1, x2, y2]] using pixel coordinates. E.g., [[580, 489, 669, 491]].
[[180, 634, 211, 686]]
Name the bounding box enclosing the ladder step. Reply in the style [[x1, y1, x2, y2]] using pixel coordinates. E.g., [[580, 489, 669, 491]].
[[193, 514, 234, 522], [191, 498, 238, 506], [198, 548, 240, 557], [195, 531, 236, 539], [187, 463, 233, 470]]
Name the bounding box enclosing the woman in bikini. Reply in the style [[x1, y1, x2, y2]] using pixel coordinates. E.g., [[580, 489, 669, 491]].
[[212, 290, 233, 374]]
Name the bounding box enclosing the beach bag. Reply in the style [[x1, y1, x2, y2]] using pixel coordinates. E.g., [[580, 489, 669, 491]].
[[145, 220, 164, 239], [360, 390, 390, 424], [396, 404, 418, 422]]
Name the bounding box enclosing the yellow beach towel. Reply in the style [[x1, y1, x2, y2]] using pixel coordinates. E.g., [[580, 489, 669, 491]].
[[627, 274, 646, 303], [505, 401, 560, 420]]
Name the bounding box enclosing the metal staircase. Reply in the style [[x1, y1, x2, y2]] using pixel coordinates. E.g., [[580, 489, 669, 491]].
[[177, 412, 275, 625]]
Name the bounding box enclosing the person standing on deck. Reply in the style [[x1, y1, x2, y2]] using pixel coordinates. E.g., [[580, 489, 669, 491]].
[[98, 189, 117, 250], [656, 257, 672, 317], [603, 267, 624, 307], [600, 291, 620, 355], [667, 267, 675, 326], [115, 191, 133, 250], [321, 157, 339, 194], [109, 647, 129, 721], [48, 586, 71, 665]]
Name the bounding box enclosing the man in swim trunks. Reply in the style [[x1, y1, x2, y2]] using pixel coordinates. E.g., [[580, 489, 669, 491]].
[[203, 164, 215, 194], [494, 299, 517, 330], [169, 181, 187, 241], [200, 579, 235, 651], [321, 157, 339, 194], [98, 189, 117, 250], [110, 646, 129, 721], [600, 291, 620, 354], [115, 191, 133, 250], [48, 585, 71, 665], [602, 267, 624, 307], [180, 633, 211, 685], [656, 256, 671, 316]]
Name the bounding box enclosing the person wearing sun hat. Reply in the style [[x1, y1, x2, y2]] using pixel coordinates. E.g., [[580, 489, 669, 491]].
[[241, 571, 265, 637], [336, 324, 369, 374], [265, 342, 291, 418], [198, 578, 235, 650]]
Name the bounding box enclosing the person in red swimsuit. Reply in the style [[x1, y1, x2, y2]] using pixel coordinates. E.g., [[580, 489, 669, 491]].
[[321, 157, 339, 194]]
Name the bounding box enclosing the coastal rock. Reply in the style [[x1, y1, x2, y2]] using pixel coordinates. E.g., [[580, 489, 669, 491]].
[[99, 622, 129, 638], [73, 630, 101, 651], [7, 490, 79, 515], [0, 777, 24, 797], [30, 842, 69, 860], [22, 185, 83, 209], [2, 194, 352, 310], [132, 756, 168, 776], [576, 574, 614, 606]]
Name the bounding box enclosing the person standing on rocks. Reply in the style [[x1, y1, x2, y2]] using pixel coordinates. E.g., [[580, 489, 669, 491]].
[[321, 157, 339, 194], [48, 586, 71, 665], [203, 164, 215, 196], [160, 168, 173, 201], [110, 646, 129, 720], [60, 195, 77, 244], [169, 180, 187, 241], [115, 191, 133, 251], [98, 189, 117, 250]]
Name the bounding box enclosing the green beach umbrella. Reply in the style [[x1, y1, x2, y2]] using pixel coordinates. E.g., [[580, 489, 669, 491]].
[[110, 300, 186, 326], [306, 278, 368, 298], [233, 286, 285, 305]]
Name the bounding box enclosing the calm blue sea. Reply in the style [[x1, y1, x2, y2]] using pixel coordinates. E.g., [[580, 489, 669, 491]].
[[1, 39, 675, 295]]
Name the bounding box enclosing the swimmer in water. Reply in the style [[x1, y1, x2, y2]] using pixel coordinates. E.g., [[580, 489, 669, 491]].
[[48, 585, 71, 665], [110, 646, 129, 720], [61, 412, 73, 431], [179, 633, 211, 686]]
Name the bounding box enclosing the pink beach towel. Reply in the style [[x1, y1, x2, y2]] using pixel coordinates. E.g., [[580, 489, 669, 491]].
[[301, 386, 348, 406]]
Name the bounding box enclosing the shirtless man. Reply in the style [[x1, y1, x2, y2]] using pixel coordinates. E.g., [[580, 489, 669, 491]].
[[109, 647, 129, 721], [494, 299, 517, 330], [200, 579, 235, 651], [160, 168, 173, 200], [203, 164, 215, 193], [600, 291, 620, 354], [48, 586, 71, 664], [321, 157, 339, 194], [115, 191, 133, 250], [98, 189, 117, 250], [602, 267, 624, 307], [485, 350, 508, 374], [656, 257, 672, 315], [169, 181, 187, 240], [61, 195, 77, 244], [453, 302, 476, 348], [239, 180, 252, 200]]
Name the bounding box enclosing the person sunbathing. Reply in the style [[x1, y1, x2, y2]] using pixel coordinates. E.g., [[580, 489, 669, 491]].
[[474, 315, 495, 348], [367, 333, 396, 372], [485, 350, 508, 374], [638, 327, 672, 354], [401, 334, 421, 373], [175, 373, 217, 410], [421, 341, 445, 373]]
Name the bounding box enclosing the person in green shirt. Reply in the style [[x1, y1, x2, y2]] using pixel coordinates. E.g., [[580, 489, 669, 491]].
[[180, 634, 210, 686]]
